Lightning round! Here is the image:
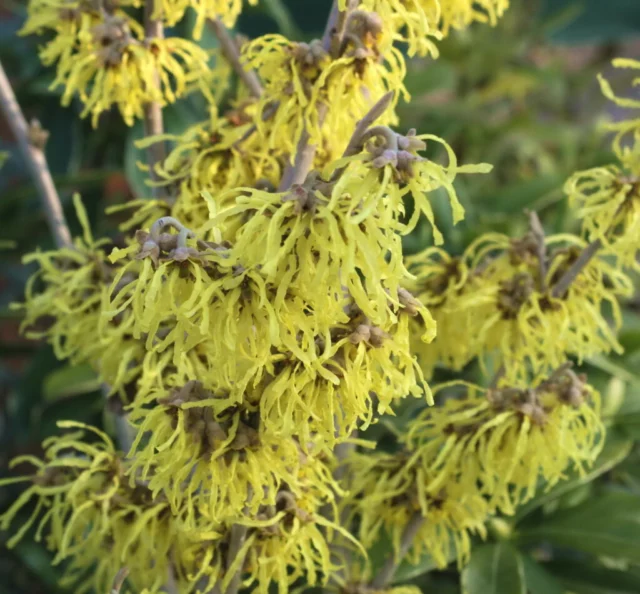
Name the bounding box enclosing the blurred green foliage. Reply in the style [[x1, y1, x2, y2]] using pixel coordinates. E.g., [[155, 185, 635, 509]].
[[1, 0, 640, 592]]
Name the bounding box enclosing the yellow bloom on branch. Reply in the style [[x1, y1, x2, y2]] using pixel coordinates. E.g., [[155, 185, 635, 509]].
[[159, 0, 258, 40], [241, 26, 406, 161], [52, 15, 211, 126], [338, 0, 510, 44], [344, 448, 488, 569], [406, 368, 605, 514], [407, 230, 633, 384]]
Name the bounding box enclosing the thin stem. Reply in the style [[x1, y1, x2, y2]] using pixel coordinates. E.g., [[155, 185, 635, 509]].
[[327, 91, 395, 183], [551, 238, 602, 299], [527, 210, 547, 292], [280, 0, 357, 191], [225, 525, 249, 594], [0, 61, 72, 249], [322, 0, 340, 52], [143, 0, 168, 200], [278, 105, 327, 191], [210, 18, 263, 98], [325, 438, 357, 585], [111, 568, 129, 594], [342, 91, 395, 159], [324, 0, 358, 57], [370, 512, 425, 589]]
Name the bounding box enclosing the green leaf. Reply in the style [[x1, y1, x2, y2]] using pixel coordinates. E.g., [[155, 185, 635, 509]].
[[614, 412, 640, 440], [521, 556, 564, 594], [262, 0, 301, 39], [544, 0, 640, 44], [461, 542, 526, 594], [13, 540, 63, 592], [517, 490, 640, 562], [473, 173, 565, 216], [586, 354, 640, 385], [43, 363, 101, 402], [514, 429, 633, 522], [544, 558, 640, 594]]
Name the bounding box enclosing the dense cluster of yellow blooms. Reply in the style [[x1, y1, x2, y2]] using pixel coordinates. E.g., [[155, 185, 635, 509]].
[[2, 1, 637, 593]]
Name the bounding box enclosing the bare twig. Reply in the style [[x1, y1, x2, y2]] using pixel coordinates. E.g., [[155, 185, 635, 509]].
[[225, 524, 249, 594], [210, 18, 262, 98], [370, 512, 425, 589], [326, 91, 395, 184], [143, 0, 168, 200], [527, 210, 547, 291], [325, 438, 358, 584], [111, 568, 129, 594], [551, 238, 602, 299], [324, 0, 358, 56], [0, 61, 72, 249], [550, 191, 632, 299], [278, 104, 328, 190], [279, 0, 364, 191], [322, 0, 340, 52], [342, 91, 395, 159]]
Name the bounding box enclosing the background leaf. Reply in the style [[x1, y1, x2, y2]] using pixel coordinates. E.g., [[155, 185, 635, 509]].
[[544, 558, 640, 594], [518, 491, 640, 561], [461, 542, 526, 594]]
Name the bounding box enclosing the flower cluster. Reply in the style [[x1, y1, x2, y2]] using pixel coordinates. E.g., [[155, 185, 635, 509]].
[[5, 1, 638, 593], [406, 230, 633, 385], [343, 366, 604, 568], [20, 0, 218, 126]]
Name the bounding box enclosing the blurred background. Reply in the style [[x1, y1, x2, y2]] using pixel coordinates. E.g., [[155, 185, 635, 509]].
[[1, 0, 640, 592]]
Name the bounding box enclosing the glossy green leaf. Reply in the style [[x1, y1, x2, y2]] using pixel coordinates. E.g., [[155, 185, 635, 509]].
[[43, 362, 101, 402], [545, 558, 640, 594], [461, 542, 526, 594], [518, 491, 640, 561], [586, 354, 640, 385], [521, 556, 564, 594]]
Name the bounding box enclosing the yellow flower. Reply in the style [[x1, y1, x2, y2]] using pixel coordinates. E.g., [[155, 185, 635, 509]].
[[407, 231, 633, 384], [345, 0, 442, 57], [406, 368, 604, 514], [438, 0, 510, 36], [159, 0, 258, 40], [241, 27, 406, 161], [235, 461, 355, 594], [126, 380, 304, 521], [597, 58, 640, 164], [344, 448, 488, 569], [208, 182, 408, 328], [0, 422, 184, 593], [405, 247, 474, 376], [326, 128, 492, 244], [564, 165, 640, 271], [52, 15, 211, 126], [338, 0, 510, 41], [135, 104, 283, 228]]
